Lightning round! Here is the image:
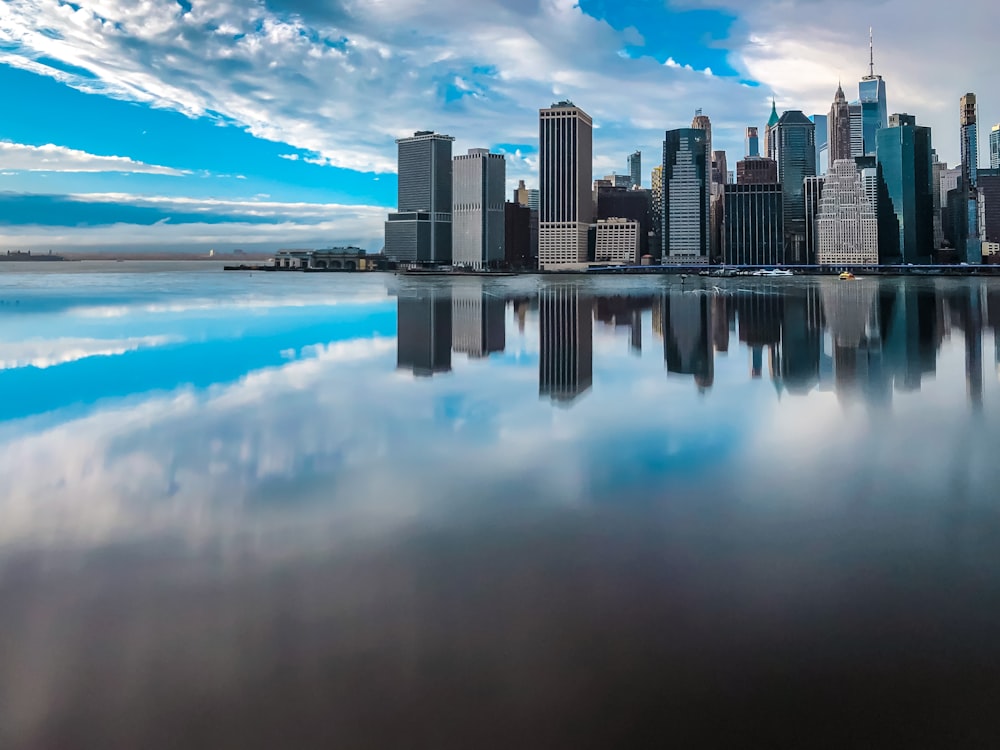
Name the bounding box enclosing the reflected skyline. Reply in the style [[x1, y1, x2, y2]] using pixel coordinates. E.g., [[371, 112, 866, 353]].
[[391, 277, 1000, 408]]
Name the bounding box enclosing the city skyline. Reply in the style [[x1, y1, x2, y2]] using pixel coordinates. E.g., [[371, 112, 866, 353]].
[[0, 3, 997, 253]]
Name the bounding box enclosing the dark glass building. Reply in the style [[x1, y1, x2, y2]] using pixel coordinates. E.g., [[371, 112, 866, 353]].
[[504, 202, 533, 269], [875, 114, 934, 264], [662, 128, 711, 262], [722, 184, 783, 266], [385, 131, 455, 264], [396, 288, 453, 376], [774, 111, 817, 264], [596, 186, 654, 257]]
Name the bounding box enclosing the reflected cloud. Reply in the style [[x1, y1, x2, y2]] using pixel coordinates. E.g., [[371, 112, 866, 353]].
[[0, 335, 180, 370]]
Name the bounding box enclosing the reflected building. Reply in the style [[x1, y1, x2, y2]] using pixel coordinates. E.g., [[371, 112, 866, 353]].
[[878, 283, 939, 391], [451, 280, 505, 358], [662, 291, 714, 388], [595, 296, 653, 355], [779, 287, 823, 394], [397, 288, 453, 376], [539, 286, 593, 402], [736, 288, 782, 378], [819, 281, 888, 405]]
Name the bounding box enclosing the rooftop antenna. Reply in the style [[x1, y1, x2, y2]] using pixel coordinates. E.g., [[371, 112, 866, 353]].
[[868, 27, 875, 77]]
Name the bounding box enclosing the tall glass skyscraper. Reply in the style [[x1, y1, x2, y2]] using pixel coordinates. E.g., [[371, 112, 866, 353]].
[[961, 94, 979, 188], [875, 114, 934, 264], [810, 114, 829, 174], [991, 125, 1000, 170], [662, 128, 711, 262], [859, 30, 888, 157], [628, 150, 642, 187], [385, 131, 455, 264], [746, 126, 760, 157], [774, 110, 817, 264]]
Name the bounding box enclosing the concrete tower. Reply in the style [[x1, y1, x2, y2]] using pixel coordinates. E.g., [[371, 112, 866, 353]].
[[538, 101, 593, 269]]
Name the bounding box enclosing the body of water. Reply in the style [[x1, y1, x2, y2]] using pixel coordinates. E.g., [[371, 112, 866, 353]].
[[2, 263, 1000, 747]]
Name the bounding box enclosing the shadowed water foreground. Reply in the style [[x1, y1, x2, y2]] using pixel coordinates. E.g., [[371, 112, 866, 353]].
[[2, 264, 1000, 747]]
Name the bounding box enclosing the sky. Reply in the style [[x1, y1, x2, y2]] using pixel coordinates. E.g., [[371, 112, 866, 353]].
[[0, 0, 996, 254]]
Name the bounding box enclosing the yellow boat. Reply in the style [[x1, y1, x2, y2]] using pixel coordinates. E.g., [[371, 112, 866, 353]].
[[839, 271, 856, 280]]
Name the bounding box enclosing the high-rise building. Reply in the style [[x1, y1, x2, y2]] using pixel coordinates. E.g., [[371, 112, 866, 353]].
[[961, 93, 979, 188], [765, 99, 780, 161], [539, 101, 593, 268], [736, 157, 778, 185], [811, 114, 829, 174], [817, 159, 879, 266], [859, 30, 888, 157], [594, 218, 640, 264], [849, 103, 864, 158], [828, 84, 852, 165], [774, 110, 817, 264], [931, 151, 945, 251], [628, 150, 642, 187], [662, 128, 711, 262], [746, 126, 760, 158], [875, 113, 934, 264], [691, 109, 712, 154], [979, 171, 1000, 244], [991, 125, 1000, 170], [539, 286, 593, 402], [712, 151, 729, 186], [650, 165, 664, 258], [504, 202, 532, 269], [960, 94, 981, 262], [804, 175, 825, 265], [384, 131, 455, 264], [452, 148, 506, 269], [723, 183, 783, 266]]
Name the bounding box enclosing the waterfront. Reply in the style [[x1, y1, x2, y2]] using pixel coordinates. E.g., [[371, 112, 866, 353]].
[[2, 264, 1000, 747]]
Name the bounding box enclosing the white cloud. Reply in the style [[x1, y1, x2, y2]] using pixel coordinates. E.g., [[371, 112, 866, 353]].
[[0, 336, 180, 371], [0, 141, 187, 175]]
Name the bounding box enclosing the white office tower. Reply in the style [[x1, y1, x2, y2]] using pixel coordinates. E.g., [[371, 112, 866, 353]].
[[452, 148, 506, 269], [594, 218, 640, 264], [817, 159, 878, 266], [539, 102, 594, 268]]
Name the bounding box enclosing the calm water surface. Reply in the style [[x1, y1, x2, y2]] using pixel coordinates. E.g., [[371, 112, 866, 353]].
[[2, 262, 1000, 747]]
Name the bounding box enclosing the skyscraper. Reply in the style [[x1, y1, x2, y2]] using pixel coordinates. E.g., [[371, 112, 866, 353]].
[[804, 175, 825, 265], [736, 157, 778, 185], [875, 113, 934, 264], [849, 103, 864, 158], [662, 128, 711, 262], [817, 160, 878, 266], [811, 114, 828, 174], [991, 125, 1000, 170], [774, 110, 817, 264], [723, 183, 783, 266], [746, 127, 760, 158], [859, 29, 888, 157], [828, 84, 852, 164], [650, 165, 664, 258], [452, 148, 506, 269], [960, 94, 981, 262], [765, 99, 780, 160], [628, 150, 642, 187], [384, 131, 455, 264], [539, 101, 593, 268], [961, 93, 979, 188]]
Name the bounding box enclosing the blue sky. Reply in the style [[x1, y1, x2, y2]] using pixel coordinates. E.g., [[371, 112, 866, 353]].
[[0, 0, 994, 253]]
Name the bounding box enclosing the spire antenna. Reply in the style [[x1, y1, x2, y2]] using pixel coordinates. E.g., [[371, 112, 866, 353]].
[[869, 27, 875, 77]]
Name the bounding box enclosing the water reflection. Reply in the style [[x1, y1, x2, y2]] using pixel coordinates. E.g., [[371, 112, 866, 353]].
[[3, 270, 1000, 748], [392, 277, 999, 408]]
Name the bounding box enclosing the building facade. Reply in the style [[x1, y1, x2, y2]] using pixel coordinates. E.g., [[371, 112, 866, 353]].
[[804, 175, 826, 265], [594, 218, 640, 264], [722, 183, 783, 266], [774, 110, 817, 264], [811, 113, 829, 174], [662, 128, 711, 263], [817, 159, 879, 266], [504, 202, 533, 269], [765, 99, 780, 161], [875, 113, 934, 264], [960, 94, 981, 262], [539, 102, 593, 268], [451, 280, 505, 358], [746, 126, 760, 158], [452, 148, 506, 269], [991, 125, 1000, 170], [736, 157, 778, 185], [385, 131, 455, 264], [596, 186, 654, 258]]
